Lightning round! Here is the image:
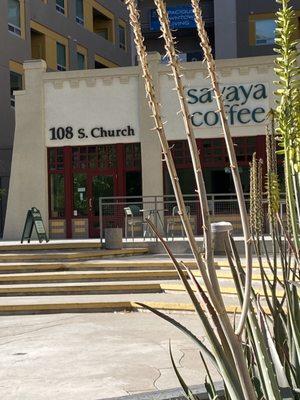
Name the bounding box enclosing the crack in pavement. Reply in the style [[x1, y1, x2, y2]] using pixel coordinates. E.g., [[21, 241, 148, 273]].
[[0, 318, 79, 346], [0, 315, 78, 339]]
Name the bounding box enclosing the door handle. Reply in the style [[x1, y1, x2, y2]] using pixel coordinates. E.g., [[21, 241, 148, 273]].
[[89, 198, 92, 210]]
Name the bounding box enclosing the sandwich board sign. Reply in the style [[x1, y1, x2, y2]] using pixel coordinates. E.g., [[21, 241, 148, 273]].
[[21, 207, 49, 243]]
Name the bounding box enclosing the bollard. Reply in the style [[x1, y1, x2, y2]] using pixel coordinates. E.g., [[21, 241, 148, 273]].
[[211, 222, 233, 256], [104, 228, 123, 250]]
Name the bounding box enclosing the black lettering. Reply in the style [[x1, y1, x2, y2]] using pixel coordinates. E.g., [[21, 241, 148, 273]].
[[226, 86, 240, 102], [199, 88, 213, 104], [128, 125, 135, 136], [237, 108, 251, 124], [228, 104, 239, 125], [49, 127, 56, 140], [187, 88, 198, 104], [252, 107, 266, 123], [78, 128, 85, 139], [65, 126, 73, 139], [56, 127, 65, 140], [91, 127, 101, 138], [204, 111, 218, 126], [100, 127, 107, 137], [108, 130, 115, 137], [191, 112, 203, 127], [239, 85, 253, 105], [116, 129, 121, 137], [121, 129, 127, 136], [253, 84, 267, 100]]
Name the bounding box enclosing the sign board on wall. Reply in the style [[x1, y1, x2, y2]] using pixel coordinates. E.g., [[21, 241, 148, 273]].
[[150, 6, 196, 31], [187, 83, 269, 128], [45, 76, 140, 147], [160, 78, 270, 140]]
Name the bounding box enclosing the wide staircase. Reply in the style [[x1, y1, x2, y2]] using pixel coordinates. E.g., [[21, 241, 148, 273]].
[[0, 242, 279, 315]]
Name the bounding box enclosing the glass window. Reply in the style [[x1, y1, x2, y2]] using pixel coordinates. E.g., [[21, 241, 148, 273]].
[[56, 42, 66, 71], [255, 19, 276, 45], [119, 25, 126, 50], [73, 173, 88, 217], [56, 0, 65, 14], [76, 0, 84, 25], [10, 71, 22, 107], [8, 0, 21, 36], [50, 174, 65, 218], [77, 52, 85, 70], [97, 29, 108, 40]]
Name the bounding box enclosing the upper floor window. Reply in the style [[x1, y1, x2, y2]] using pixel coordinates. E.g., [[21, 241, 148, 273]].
[[10, 70, 23, 107], [119, 24, 126, 50], [255, 19, 276, 45], [56, 42, 66, 71], [56, 0, 65, 15], [8, 0, 21, 36], [93, 8, 113, 42], [76, 0, 84, 25], [77, 52, 85, 70]]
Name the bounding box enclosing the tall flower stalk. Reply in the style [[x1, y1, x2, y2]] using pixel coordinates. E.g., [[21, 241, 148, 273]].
[[274, 0, 300, 253]]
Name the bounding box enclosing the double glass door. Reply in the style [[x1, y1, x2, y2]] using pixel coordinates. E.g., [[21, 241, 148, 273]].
[[73, 172, 115, 237]]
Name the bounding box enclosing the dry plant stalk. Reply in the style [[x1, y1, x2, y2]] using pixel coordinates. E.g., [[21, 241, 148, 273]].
[[153, 0, 214, 271], [152, 2, 256, 398], [190, 0, 253, 338], [127, 1, 257, 398], [124, 0, 221, 309]]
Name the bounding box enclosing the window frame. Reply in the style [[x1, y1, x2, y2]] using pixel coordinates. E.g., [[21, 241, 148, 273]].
[[9, 60, 24, 108], [118, 19, 127, 51], [56, 0, 66, 15], [8, 0, 25, 39], [254, 19, 276, 46], [75, 0, 84, 26], [56, 42, 67, 71]]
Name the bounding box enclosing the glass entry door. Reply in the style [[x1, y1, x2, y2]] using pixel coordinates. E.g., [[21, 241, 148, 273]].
[[88, 174, 115, 238], [73, 173, 115, 238]]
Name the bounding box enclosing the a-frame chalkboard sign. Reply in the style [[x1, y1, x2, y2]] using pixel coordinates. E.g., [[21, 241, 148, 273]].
[[21, 207, 49, 243]]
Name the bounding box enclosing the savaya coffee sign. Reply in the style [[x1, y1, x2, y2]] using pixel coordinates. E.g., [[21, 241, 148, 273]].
[[187, 83, 269, 127]]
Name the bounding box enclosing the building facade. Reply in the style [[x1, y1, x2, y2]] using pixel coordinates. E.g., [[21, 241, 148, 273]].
[[138, 0, 300, 60], [4, 53, 280, 240], [0, 0, 132, 236]]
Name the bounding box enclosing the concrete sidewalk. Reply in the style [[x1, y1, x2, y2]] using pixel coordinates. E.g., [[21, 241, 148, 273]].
[[0, 312, 220, 400]]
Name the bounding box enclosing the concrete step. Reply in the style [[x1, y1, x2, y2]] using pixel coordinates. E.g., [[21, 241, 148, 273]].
[[0, 279, 280, 298], [0, 240, 103, 252], [161, 283, 285, 299], [0, 248, 148, 263], [0, 282, 163, 296], [0, 257, 280, 274], [0, 269, 281, 285], [0, 259, 198, 274], [0, 292, 255, 315]]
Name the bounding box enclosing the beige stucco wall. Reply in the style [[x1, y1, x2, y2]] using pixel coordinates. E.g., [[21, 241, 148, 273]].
[[4, 53, 278, 240], [4, 60, 48, 240]]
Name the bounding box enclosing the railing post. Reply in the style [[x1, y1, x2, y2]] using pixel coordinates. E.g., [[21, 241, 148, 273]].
[[99, 198, 103, 245]]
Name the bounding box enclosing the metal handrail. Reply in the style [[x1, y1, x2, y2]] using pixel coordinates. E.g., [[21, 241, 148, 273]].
[[99, 193, 287, 242]]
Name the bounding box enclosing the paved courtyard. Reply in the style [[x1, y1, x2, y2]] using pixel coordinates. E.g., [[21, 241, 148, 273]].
[[0, 311, 220, 400]]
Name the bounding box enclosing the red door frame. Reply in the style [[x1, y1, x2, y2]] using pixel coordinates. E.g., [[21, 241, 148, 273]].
[[48, 144, 142, 239]]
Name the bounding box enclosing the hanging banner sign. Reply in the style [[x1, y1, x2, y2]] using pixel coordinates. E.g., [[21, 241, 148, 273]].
[[150, 6, 196, 31]]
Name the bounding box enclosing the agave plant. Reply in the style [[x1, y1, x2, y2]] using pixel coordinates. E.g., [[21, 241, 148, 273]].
[[125, 0, 300, 399]]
